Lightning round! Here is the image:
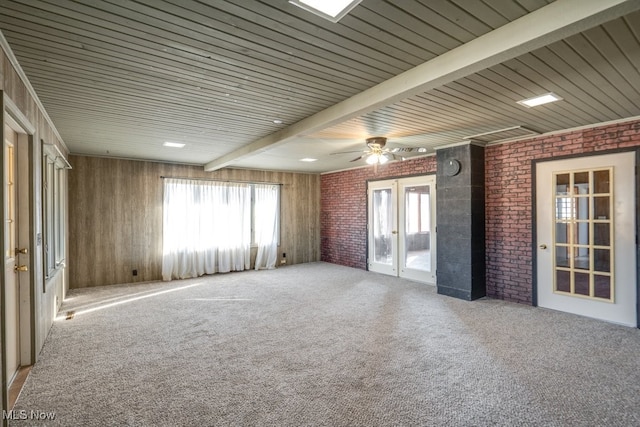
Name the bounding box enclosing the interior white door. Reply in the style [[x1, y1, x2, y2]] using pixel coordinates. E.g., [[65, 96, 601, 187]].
[[368, 176, 436, 284], [536, 152, 637, 326], [4, 125, 20, 381]]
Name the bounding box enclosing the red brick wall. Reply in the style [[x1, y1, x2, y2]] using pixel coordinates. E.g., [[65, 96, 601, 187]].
[[486, 119, 640, 304], [321, 156, 437, 269]]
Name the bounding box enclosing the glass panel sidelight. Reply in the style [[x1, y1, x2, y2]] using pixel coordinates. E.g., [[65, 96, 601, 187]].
[[4, 143, 15, 260], [372, 188, 393, 265], [553, 168, 614, 301], [403, 185, 431, 271]]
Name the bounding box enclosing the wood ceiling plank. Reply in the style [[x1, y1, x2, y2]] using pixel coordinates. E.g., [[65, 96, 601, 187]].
[[220, 0, 423, 69], [23, 70, 290, 129], [206, 0, 640, 171], [481, 0, 529, 21], [14, 52, 315, 122], [123, 1, 384, 88], [452, 72, 576, 130], [613, 13, 640, 72], [137, 0, 401, 80], [391, 0, 479, 43], [2, 28, 345, 107], [415, 0, 494, 37], [542, 39, 639, 116], [473, 67, 581, 128], [337, 11, 439, 64], [361, 0, 461, 49], [32, 90, 277, 137], [3, 2, 366, 98], [514, 0, 555, 12], [450, 0, 510, 28], [580, 25, 640, 101], [49, 120, 243, 147], [513, 52, 623, 122]]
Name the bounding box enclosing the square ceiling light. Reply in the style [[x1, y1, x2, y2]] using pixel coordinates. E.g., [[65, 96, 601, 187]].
[[163, 141, 185, 148], [517, 92, 563, 108], [289, 0, 362, 22]]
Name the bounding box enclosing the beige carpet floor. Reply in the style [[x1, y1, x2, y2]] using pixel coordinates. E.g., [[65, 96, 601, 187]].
[[10, 262, 640, 426]]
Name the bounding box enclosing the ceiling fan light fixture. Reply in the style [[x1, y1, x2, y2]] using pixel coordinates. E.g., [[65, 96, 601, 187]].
[[366, 154, 378, 165], [365, 152, 389, 165]]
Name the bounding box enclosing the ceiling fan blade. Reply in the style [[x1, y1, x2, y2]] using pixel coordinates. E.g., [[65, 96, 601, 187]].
[[350, 154, 365, 162], [390, 147, 427, 153], [330, 150, 366, 155]]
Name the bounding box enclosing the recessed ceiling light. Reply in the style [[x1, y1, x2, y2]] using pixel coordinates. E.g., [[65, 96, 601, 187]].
[[273, 119, 283, 124], [163, 141, 185, 148], [289, 0, 362, 22], [300, 158, 317, 162], [517, 92, 562, 108]]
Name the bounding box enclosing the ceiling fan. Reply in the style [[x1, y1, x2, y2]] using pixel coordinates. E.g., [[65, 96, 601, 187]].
[[332, 137, 427, 165]]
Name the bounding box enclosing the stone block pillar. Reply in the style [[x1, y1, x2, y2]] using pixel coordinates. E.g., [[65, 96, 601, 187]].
[[436, 142, 486, 300]]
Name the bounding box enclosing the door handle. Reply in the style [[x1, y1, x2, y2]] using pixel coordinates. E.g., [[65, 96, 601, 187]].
[[16, 248, 28, 254], [14, 265, 28, 273], [391, 230, 398, 234], [539, 244, 547, 250]]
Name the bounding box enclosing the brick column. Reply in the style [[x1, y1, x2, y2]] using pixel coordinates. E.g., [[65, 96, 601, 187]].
[[436, 142, 486, 300]]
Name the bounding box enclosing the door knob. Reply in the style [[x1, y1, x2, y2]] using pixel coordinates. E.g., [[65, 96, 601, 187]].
[[14, 265, 28, 272], [539, 244, 547, 250], [16, 248, 28, 254], [391, 230, 398, 234]]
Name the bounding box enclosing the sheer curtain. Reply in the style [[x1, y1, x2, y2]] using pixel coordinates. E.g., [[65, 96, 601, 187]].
[[254, 184, 279, 270], [162, 179, 251, 281]]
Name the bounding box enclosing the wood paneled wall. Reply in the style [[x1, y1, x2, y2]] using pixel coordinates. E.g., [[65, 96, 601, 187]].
[[68, 155, 321, 288], [1, 39, 70, 377]]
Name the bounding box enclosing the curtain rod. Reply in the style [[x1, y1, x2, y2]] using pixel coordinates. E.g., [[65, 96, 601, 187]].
[[160, 176, 283, 186]]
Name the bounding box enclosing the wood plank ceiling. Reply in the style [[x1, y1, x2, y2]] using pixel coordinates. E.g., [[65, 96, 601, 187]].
[[1, 0, 639, 173]]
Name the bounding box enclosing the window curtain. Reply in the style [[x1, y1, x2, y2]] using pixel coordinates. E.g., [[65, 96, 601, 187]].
[[254, 184, 279, 270], [162, 179, 251, 281]]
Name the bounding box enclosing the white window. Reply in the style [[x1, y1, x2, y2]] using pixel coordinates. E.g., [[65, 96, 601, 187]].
[[161, 178, 280, 280], [43, 143, 67, 279]]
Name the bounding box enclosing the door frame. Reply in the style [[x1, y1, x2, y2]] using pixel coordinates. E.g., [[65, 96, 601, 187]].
[[366, 172, 437, 284], [532, 148, 640, 328], [1, 94, 37, 408]]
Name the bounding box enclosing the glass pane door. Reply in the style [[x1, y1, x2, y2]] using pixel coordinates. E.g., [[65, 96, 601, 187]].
[[368, 176, 436, 284], [554, 168, 613, 301], [368, 180, 397, 276], [399, 176, 436, 283], [372, 188, 393, 265], [536, 152, 636, 327]]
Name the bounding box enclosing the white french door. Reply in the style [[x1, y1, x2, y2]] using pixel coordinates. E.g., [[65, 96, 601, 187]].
[[368, 175, 436, 284], [536, 152, 636, 326]]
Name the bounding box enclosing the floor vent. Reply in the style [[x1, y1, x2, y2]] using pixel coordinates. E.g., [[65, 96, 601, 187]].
[[463, 126, 539, 143]]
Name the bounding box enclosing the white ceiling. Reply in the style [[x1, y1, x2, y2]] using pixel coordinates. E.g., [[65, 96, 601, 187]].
[[1, 0, 639, 173]]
